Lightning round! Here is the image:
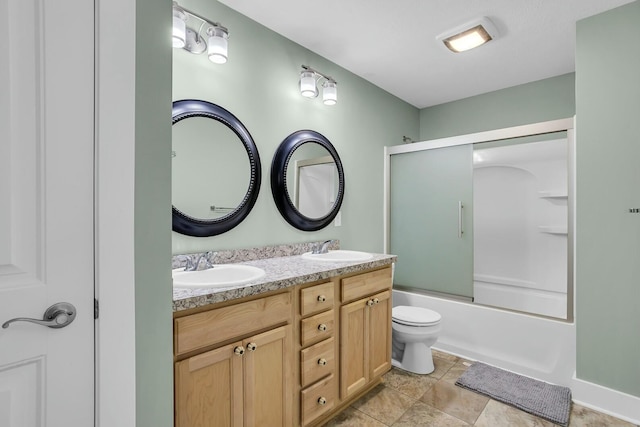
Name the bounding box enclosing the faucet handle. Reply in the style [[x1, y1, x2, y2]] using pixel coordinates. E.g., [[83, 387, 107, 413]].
[[176, 255, 194, 271], [183, 257, 195, 271], [203, 251, 215, 269]]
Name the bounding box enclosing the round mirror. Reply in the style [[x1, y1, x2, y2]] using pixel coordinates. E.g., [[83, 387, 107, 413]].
[[271, 130, 345, 231], [172, 99, 261, 237]]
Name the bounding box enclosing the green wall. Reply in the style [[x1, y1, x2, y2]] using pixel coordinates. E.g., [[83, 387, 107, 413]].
[[419, 73, 575, 140], [575, 1, 640, 397], [135, 0, 174, 425], [172, 0, 419, 255]]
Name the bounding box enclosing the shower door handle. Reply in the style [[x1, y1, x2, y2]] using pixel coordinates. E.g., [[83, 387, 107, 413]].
[[458, 201, 464, 238]]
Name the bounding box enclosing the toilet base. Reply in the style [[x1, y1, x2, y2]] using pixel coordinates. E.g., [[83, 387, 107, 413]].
[[391, 342, 435, 375]]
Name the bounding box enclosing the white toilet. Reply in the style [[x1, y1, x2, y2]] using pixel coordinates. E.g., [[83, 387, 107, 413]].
[[391, 305, 442, 374]]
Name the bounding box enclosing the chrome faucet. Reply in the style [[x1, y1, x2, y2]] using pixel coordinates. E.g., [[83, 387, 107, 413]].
[[184, 251, 214, 271], [311, 240, 334, 255]]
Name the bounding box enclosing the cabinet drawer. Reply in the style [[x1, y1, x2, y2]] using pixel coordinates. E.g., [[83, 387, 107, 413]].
[[300, 282, 334, 316], [300, 310, 334, 347], [341, 267, 392, 303], [300, 337, 335, 388], [301, 373, 337, 426], [174, 292, 292, 356]]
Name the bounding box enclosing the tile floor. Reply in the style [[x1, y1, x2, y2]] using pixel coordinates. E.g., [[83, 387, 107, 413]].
[[323, 350, 638, 427]]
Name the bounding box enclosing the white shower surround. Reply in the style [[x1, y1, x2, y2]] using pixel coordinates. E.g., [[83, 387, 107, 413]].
[[473, 139, 569, 318]]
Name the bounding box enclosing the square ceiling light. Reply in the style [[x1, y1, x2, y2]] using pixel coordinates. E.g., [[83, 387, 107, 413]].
[[437, 17, 498, 53]]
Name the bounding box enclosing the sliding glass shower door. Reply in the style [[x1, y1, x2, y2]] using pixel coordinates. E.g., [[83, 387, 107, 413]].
[[389, 144, 474, 299]]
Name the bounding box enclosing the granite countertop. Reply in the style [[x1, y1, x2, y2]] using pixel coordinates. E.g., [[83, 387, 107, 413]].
[[173, 252, 396, 312]]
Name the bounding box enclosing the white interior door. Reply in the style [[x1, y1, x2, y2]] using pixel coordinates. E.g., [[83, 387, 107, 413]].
[[0, 0, 95, 426]]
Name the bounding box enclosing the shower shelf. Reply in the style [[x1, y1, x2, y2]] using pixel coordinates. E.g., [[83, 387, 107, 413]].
[[538, 226, 568, 235], [538, 191, 568, 199]]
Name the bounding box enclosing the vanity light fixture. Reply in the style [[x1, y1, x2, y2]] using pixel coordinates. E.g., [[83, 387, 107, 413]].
[[299, 65, 338, 106], [172, 1, 229, 64], [437, 17, 498, 53]]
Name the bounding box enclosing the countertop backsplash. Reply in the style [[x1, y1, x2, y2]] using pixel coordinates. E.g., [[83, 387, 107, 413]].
[[171, 240, 341, 270]]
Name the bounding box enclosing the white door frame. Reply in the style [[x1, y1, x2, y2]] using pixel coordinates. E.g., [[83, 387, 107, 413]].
[[95, 1, 173, 426], [94, 0, 137, 425]]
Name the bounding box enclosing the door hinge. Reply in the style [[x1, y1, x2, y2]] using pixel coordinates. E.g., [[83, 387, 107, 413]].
[[94, 298, 99, 320]]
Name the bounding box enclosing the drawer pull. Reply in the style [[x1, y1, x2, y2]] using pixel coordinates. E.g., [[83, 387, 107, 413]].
[[246, 342, 257, 352], [373, 298, 380, 305], [317, 295, 326, 302], [317, 358, 327, 366], [317, 323, 327, 332], [234, 346, 245, 356], [317, 397, 327, 406], [367, 299, 375, 307]]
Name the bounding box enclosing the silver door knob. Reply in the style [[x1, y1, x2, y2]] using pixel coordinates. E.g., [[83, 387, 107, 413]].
[[2, 302, 76, 329]]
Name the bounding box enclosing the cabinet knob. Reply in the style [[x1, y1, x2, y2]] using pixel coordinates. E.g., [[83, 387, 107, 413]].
[[246, 342, 257, 352], [234, 346, 245, 356], [317, 358, 327, 366], [317, 323, 327, 332], [367, 299, 375, 307], [317, 295, 326, 302], [317, 397, 327, 406], [373, 298, 380, 305]]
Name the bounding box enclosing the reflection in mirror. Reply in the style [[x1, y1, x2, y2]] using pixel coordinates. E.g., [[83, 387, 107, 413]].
[[172, 116, 250, 219], [286, 143, 339, 219], [171, 99, 261, 237], [271, 130, 344, 231]]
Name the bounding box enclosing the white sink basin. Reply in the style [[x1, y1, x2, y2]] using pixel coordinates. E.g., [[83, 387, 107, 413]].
[[301, 250, 373, 262], [172, 264, 266, 289]]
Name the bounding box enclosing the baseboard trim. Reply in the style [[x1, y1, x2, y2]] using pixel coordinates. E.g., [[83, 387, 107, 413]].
[[571, 376, 640, 425]]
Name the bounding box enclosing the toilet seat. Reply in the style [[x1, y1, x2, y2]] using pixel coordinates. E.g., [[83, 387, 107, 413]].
[[392, 306, 441, 327]]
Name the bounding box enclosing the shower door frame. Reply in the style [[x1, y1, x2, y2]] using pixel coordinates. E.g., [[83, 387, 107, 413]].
[[383, 117, 575, 322]]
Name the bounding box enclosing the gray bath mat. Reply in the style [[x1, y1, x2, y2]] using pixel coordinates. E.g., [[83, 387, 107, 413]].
[[455, 362, 572, 426]]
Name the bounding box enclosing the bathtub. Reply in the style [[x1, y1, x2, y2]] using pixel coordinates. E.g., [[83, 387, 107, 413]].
[[392, 289, 576, 386]]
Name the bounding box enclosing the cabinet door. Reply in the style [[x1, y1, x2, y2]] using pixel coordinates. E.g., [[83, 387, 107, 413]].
[[340, 298, 369, 399], [369, 290, 392, 378], [243, 325, 293, 427], [175, 342, 244, 427]]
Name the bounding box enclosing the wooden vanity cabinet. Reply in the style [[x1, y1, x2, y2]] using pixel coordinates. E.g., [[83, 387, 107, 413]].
[[174, 291, 293, 427], [173, 264, 394, 427], [339, 268, 393, 400]]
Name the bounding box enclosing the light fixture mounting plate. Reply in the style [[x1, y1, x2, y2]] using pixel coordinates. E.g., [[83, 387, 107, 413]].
[[184, 28, 206, 54]]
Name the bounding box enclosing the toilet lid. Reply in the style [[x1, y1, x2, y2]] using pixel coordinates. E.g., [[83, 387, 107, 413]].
[[392, 306, 441, 326]]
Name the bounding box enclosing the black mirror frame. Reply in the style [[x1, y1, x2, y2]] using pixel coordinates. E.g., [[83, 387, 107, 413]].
[[172, 99, 261, 237], [271, 130, 345, 231]]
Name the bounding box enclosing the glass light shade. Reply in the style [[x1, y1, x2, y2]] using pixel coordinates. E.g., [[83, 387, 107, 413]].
[[299, 71, 318, 98], [207, 26, 228, 64], [172, 8, 187, 48], [323, 80, 337, 105]]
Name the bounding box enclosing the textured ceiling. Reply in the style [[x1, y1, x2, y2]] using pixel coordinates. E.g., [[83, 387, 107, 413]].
[[218, 0, 634, 108]]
